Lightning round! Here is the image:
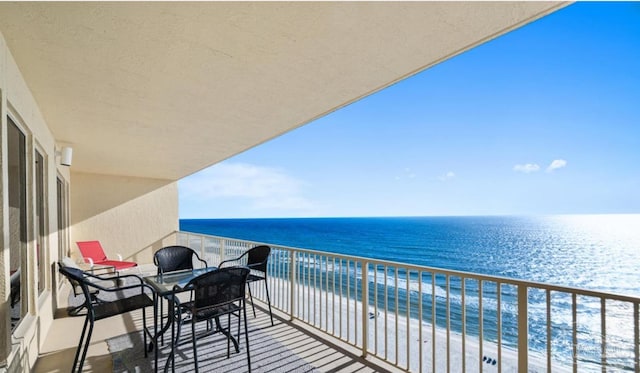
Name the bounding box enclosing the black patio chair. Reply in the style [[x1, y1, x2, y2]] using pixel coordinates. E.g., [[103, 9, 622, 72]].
[[58, 263, 154, 373], [174, 266, 252, 373], [153, 245, 208, 274], [59, 257, 108, 316], [219, 245, 274, 326], [154, 245, 209, 339]]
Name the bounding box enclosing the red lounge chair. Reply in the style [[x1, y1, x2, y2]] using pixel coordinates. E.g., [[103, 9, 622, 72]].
[[77, 240, 138, 271]]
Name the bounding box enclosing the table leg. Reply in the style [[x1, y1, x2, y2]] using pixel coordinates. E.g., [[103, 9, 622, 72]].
[[153, 294, 158, 373], [215, 316, 239, 353], [165, 296, 177, 373], [149, 294, 176, 373]]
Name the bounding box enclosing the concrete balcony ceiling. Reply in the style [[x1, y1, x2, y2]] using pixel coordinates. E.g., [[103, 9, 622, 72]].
[[0, 2, 567, 180]]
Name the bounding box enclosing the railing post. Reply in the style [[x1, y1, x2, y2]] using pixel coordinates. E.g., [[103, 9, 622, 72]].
[[290, 250, 297, 321], [634, 302, 639, 372], [172, 230, 179, 246], [183, 232, 189, 247], [219, 239, 226, 264], [361, 260, 369, 357], [518, 284, 529, 373]]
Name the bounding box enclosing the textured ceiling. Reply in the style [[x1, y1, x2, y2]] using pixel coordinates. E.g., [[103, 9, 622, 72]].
[[0, 2, 567, 180]]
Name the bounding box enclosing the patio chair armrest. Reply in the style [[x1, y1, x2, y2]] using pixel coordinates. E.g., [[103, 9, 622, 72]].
[[84, 257, 95, 267], [93, 278, 151, 294], [247, 261, 267, 270], [193, 251, 208, 268], [81, 278, 120, 292], [218, 251, 248, 268], [113, 273, 145, 283], [117, 253, 123, 261], [218, 259, 232, 268], [83, 270, 121, 282], [172, 283, 193, 295], [82, 272, 146, 292]]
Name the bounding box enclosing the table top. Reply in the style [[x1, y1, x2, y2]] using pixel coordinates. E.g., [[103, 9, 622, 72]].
[[143, 267, 216, 296]]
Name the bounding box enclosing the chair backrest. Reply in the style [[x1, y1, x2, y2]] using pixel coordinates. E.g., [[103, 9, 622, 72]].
[[187, 267, 250, 311], [61, 256, 82, 269], [154, 245, 202, 274], [60, 257, 84, 295], [58, 264, 92, 307], [247, 245, 271, 273], [77, 241, 107, 262], [58, 262, 153, 324]]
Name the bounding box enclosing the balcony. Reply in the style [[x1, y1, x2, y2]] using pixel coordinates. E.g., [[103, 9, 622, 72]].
[[34, 298, 396, 372], [36, 231, 640, 372]]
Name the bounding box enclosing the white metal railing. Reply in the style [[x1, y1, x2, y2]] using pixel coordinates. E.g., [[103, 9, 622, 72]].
[[175, 230, 640, 373]]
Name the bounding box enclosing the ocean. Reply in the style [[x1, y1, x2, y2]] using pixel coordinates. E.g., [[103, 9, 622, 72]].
[[180, 214, 640, 369]]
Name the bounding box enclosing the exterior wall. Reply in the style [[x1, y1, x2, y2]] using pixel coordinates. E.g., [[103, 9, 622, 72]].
[[0, 31, 180, 371], [70, 172, 178, 265], [0, 37, 7, 370], [0, 32, 64, 370]]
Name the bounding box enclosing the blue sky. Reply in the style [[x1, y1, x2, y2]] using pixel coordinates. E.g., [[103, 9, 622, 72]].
[[179, 2, 640, 219]]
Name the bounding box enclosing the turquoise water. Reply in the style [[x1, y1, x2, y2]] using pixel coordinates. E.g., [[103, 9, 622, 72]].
[[180, 214, 640, 369]]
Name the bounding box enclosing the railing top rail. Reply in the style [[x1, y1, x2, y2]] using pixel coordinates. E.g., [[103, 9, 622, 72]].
[[177, 230, 640, 303]]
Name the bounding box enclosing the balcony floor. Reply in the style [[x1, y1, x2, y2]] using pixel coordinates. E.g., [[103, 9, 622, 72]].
[[34, 297, 400, 373]]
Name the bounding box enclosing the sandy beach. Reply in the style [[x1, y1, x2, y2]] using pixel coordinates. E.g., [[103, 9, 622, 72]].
[[258, 275, 573, 373]]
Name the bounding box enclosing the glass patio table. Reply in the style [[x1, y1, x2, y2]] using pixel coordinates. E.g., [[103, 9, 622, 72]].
[[143, 267, 240, 373]]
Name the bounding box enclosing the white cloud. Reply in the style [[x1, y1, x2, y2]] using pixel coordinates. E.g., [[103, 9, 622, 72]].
[[437, 171, 455, 181], [396, 168, 416, 180], [513, 163, 540, 173], [179, 162, 315, 210], [546, 159, 567, 172]]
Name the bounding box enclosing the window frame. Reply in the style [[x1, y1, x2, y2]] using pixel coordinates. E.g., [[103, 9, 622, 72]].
[[56, 175, 70, 288], [7, 113, 31, 327], [35, 147, 48, 295]]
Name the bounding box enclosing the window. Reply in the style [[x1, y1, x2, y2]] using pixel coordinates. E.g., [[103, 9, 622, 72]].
[[36, 150, 46, 294], [57, 176, 69, 285], [8, 117, 27, 329]]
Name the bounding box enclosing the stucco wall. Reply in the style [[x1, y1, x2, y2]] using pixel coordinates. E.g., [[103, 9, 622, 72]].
[[1, 29, 180, 370], [70, 172, 178, 265], [0, 35, 7, 367], [0, 32, 63, 370]]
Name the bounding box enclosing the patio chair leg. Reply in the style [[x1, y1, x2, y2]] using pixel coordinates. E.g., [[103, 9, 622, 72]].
[[243, 299, 252, 373], [142, 307, 148, 358], [191, 319, 199, 373], [77, 318, 95, 373], [237, 308, 241, 348], [247, 282, 256, 317], [171, 307, 181, 373], [227, 313, 232, 358], [264, 279, 274, 326], [153, 294, 159, 367], [160, 297, 165, 345], [72, 316, 90, 373]]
